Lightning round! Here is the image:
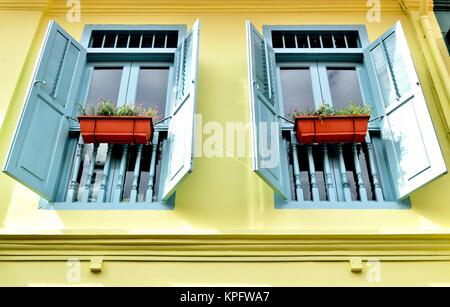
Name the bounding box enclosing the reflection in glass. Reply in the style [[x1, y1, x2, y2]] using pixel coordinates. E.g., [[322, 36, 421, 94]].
[[86, 68, 123, 106], [280, 68, 315, 119], [135, 68, 170, 117], [327, 68, 364, 110]]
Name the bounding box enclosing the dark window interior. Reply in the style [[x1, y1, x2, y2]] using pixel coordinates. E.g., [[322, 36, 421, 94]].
[[272, 30, 360, 49], [89, 30, 179, 49]]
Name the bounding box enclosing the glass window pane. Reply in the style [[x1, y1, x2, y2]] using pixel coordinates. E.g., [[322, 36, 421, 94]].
[[280, 68, 315, 118], [284, 33, 296, 48], [104, 34, 117, 48], [135, 68, 170, 116], [327, 68, 364, 110], [334, 34, 346, 48], [85, 68, 123, 106], [309, 35, 321, 48]]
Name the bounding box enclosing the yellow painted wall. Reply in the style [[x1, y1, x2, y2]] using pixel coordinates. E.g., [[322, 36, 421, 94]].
[[2, 260, 450, 287], [0, 3, 449, 235], [0, 0, 450, 286]]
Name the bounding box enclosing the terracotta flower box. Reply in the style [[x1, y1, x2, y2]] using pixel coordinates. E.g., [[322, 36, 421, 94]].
[[295, 115, 370, 144], [78, 116, 154, 144]]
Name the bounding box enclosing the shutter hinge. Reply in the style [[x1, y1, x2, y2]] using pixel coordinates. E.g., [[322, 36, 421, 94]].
[[34, 80, 47, 86], [66, 115, 79, 123]]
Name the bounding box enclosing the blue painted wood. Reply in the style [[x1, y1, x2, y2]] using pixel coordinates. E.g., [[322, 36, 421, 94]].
[[98, 144, 113, 203], [364, 21, 447, 200], [352, 143, 368, 202], [322, 144, 337, 202], [307, 145, 320, 201], [290, 132, 304, 201], [113, 145, 129, 203], [161, 20, 200, 202], [82, 144, 99, 202], [276, 200, 410, 210], [80, 24, 187, 48], [247, 21, 289, 200], [337, 144, 352, 202], [365, 135, 384, 202], [3, 20, 86, 201], [130, 144, 143, 204], [146, 132, 160, 203], [40, 201, 175, 211], [262, 25, 370, 48], [66, 138, 84, 202]]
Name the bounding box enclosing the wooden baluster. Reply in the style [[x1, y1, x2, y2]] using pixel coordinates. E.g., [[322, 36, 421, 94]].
[[67, 139, 84, 203], [352, 143, 368, 202], [113, 144, 129, 203], [366, 136, 384, 201], [81, 144, 99, 203], [322, 144, 337, 202], [97, 144, 113, 203], [146, 132, 159, 203], [307, 145, 320, 201], [337, 144, 352, 201], [290, 132, 304, 201], [130, 144, 144, 204]]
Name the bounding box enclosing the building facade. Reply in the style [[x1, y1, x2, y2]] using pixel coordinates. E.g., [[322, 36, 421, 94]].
[[0, 0, 450, 286]]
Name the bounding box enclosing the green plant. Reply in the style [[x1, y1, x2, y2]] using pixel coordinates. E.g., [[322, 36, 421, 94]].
[[290, 101, 372, 119], [314, 103, 334, 118], [77, 99, 159, 118], [95, 99, 117, 116], [146, 105, 159, 117], [117, 103, 139, 116], [336, 101, 372, 116]]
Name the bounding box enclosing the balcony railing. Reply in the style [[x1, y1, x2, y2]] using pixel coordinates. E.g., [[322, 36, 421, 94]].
[[65, 132, 164, 204], [285, 131, 391, 204]]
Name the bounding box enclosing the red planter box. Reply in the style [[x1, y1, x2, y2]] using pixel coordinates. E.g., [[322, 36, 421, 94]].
[[78, 116, 154, 144], [295, 115, 370, 144]]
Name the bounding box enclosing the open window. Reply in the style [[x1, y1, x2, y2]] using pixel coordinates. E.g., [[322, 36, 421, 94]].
[[247, 21, 447, 207], [3, 20, 200, 208], [364, 22, 447, 200]]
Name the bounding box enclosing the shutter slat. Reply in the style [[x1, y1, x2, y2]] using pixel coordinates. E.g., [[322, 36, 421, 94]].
[[3, 21, 86, 201], [364, 22, 447, 199]]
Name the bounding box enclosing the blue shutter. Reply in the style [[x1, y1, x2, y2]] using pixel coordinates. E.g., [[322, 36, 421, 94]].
[[3, 21, 86, 201], [364, 21, 447, 200], [247, 21, 289, 200], [161, 20, 200, 201]]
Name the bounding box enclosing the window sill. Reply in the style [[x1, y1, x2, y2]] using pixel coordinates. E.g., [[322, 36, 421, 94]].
[[39, 200, 175, 211], [275, 199, 411, 210]]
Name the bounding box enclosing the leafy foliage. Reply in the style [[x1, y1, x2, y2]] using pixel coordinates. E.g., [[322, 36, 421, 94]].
[[96, 99, 117, 116], [78, 99, 159, 118], [290, 101, 373, 119]]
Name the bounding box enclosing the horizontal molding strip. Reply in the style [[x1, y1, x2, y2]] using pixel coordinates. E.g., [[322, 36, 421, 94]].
[[0, 0, 431, 13], [2, 234, 450, 260], [0, 0, 48, 10], [0, 0, 432, 15], [2, 256, 450, 262]]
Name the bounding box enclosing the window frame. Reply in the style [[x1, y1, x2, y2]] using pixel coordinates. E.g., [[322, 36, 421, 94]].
[[277, 61, 369, 130], [81, 61, 175, 127], [40, 24, 189, 210], [262, 24, 411, 209]]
